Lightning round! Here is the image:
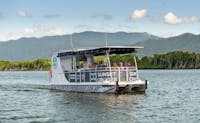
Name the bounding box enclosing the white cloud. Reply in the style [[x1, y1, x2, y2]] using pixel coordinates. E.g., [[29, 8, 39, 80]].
[[74, 23, 136, 33], [155, 32, 182, 38], [18, 10, 26, 17], [0, 25, 66, 41], [164, 12, 199, 25], [74, 24, 98, 32], [131, 9, 147, 20], [45, 27, 66, 35], [74, 23, 116, 32]]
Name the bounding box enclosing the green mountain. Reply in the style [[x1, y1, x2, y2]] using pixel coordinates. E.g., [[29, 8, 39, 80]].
[[0, 31, 159, 61], [3, 31, 200, 62], [136, 33, 200, 57]]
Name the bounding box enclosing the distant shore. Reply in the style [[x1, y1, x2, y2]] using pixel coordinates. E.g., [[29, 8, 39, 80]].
[[1, 51, 200, 71], [0, 59, 50, 71]]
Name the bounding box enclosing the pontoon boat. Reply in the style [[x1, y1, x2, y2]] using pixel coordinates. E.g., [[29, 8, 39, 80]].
[[49, 46, 148, 93]]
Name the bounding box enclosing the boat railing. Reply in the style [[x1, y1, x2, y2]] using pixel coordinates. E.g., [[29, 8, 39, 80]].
[[62, 67, 138, 83]]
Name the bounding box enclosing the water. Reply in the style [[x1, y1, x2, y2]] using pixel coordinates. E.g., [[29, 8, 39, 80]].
[[0, 70, 200, 123]]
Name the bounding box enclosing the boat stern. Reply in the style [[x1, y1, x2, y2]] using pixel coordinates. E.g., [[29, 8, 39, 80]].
[[115, 80, 148, 93]]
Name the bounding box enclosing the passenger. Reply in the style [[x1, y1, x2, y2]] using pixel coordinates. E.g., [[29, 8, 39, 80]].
[[124, 61, 128, 66], [119, 62, 126, 81], [119, 62, 125, 70], [124, 61, 128, 69], [87, 63, 92, 69], [98, 61, 106, 67], [127, 61, 132, 67], [112, 62, 118, 70], [103, 61, 107, 67], [93, 63, 97, 69], [98, 61, 102, 67]]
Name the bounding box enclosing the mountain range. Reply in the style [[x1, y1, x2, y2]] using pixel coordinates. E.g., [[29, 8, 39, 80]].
[[0, 31, 200, 61], [0, 31, 159, 61], [136, 33, 200, 57]]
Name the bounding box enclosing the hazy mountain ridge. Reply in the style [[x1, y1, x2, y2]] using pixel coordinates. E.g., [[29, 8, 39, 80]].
[[1, 31, 200, 61], [0, 31, 160, 61], [136, 33, 200, 56]]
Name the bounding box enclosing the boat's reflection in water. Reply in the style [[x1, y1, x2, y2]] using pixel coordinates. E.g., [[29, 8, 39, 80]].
[[49, 91, 146, 122]]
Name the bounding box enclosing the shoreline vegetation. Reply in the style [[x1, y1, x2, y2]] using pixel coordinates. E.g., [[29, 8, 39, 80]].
[[0, 59, 50, 71], [1, 51, 200, 71]]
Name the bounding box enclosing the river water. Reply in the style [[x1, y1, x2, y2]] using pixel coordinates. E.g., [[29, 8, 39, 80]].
[[0, 70, 200, 123]]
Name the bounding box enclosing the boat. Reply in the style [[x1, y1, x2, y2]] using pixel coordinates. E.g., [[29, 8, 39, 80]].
[[49, 46, 148, 93]]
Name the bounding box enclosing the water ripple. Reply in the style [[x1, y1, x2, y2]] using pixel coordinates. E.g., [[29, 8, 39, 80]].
[[0, 70, 200, 123]]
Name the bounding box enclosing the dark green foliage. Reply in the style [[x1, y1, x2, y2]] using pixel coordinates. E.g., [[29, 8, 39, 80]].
[[1, 51, 200, 71], [110, 51, 200, 69], [138, 51, 200, 69], [0, 59, 51, 71], [110, 54, 134, 65]]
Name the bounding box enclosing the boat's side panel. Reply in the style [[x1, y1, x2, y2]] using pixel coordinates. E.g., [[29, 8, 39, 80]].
[[50, 80, 147, 93], [51, 55, 69, 84], [50, 84, 115, 93]]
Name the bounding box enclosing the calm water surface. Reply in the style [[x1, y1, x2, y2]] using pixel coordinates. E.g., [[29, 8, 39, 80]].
[[0, 70, 200, 123]]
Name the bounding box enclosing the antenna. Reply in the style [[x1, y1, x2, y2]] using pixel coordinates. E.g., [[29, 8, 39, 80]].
[[105, 32, 108, 47], [70, 34, 73, 50]]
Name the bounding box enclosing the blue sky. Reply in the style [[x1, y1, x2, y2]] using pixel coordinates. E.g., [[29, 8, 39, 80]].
[[0, 0, 200, 41]]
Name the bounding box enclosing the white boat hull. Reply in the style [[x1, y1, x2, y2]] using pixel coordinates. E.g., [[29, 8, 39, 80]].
[[50, 80, 147, 93]]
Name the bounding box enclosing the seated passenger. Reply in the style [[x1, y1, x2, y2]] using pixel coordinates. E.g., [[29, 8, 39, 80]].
[[127, 61, 132, 67], [119, 62, 126, 81], [123, 61, 128, 69], [119, 62, 125, 70], [124, 61, 127, 67], [112, 62, 118, 70], [87, 63, 92, 69], [93, 63, 97, 69], [98, 61, 107, 67]]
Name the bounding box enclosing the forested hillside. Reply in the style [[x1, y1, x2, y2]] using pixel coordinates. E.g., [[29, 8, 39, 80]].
[[1, 51, 200, 71], [136, 33, 200, 57], [111, 51, 200, 69], [0, 31, 159, 61]]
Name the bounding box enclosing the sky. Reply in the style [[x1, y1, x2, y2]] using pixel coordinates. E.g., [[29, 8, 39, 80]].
[[0, 0, 200, 41]]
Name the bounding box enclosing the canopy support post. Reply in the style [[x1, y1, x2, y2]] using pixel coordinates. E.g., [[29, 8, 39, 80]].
[[106, 49, 112, 82], [133, 53, 139, 79]]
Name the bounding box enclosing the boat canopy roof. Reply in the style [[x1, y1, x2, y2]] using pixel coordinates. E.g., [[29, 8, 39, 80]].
[[57, 46, 143, 57]]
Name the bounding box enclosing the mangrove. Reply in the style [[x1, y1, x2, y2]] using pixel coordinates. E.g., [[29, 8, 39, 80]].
[[1, 51, 200, 71]]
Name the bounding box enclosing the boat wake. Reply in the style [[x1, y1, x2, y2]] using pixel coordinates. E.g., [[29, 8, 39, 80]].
[[0, 84, 49, 92]]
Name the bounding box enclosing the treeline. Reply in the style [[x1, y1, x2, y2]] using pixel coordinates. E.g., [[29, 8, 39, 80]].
[[111, 51, 200, 69], [1, 51, 200, 71], [0, 59, 50, 71], [138, 51, 200, 69]]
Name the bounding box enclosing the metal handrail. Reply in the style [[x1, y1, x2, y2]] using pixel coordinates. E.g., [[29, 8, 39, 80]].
[[62, 67, 138, 83]]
